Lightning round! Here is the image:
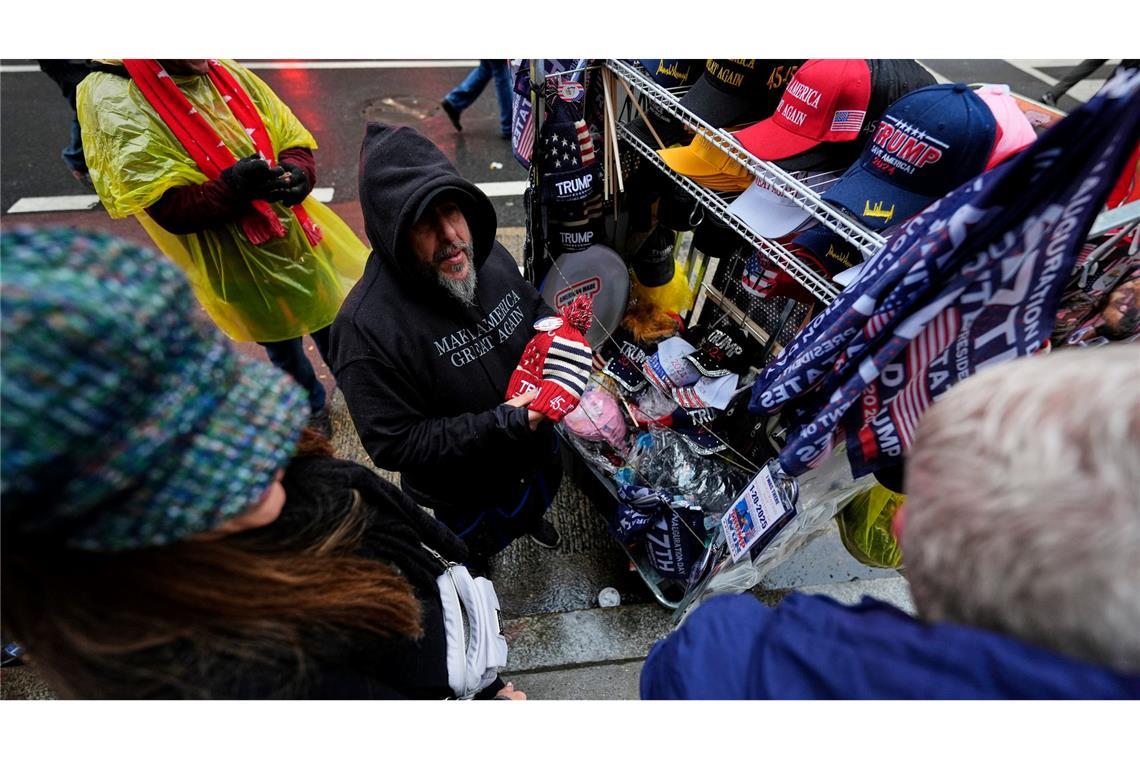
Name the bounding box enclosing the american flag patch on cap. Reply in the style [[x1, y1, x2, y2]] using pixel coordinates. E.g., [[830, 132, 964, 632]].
[[831, 109, 866, 133]]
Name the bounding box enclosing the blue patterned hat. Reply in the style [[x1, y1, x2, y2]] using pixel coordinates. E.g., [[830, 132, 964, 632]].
[[1, 227, 309, 551]]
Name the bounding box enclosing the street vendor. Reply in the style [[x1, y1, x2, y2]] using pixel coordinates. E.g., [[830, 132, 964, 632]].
[[76, 59, 368, 433], [329, 124, 570, 573]]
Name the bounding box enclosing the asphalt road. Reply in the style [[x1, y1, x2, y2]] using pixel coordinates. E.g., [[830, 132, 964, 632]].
[[0, 58, 1112, 219], [0, 59, 529, 224]]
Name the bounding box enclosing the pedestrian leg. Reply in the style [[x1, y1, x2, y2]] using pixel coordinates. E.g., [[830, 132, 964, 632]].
[[63, 117, 90, 186], [1043, 59, 1108, 105], [445, 61, 493, 112], [259, 336, 327, 414], [490, 60, 515, 137]]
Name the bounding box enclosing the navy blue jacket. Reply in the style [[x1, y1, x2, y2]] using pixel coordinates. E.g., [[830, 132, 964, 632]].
[[641, 593, 1140, 699]]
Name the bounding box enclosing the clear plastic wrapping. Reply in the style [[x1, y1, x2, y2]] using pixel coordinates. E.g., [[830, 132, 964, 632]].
[[676, 444, 878, 620], [624, 427, 750, 518]]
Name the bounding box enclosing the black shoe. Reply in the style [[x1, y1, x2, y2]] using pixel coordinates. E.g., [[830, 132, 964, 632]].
[[308, 406, 332, 439], [529, 519, 562, 549], [441, 99, 463, 132], [1041, 92, 1058, 107], [499, 131, 511, 140]]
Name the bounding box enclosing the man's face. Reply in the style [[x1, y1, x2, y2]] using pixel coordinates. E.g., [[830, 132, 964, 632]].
[[409, 199, 474, 283], [158, 60, 211, 76]]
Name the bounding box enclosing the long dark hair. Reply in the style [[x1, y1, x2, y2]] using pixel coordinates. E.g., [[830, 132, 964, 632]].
[[0, 430, 423, 698]]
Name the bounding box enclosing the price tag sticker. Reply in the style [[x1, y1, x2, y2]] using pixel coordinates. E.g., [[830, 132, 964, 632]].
[[721, 463, 796, 563]]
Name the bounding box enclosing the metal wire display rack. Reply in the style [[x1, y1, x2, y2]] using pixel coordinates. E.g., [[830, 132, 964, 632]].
[[617, 120, 843, 303], [606, 59, 888, 259]]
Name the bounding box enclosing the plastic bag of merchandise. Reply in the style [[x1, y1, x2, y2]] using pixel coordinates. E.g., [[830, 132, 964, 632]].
[[563, 429, 626, 478], [562, 383, 628, 450], [615, 484, 707, 580], [625, 426, 747, 518], [629, 384, 678, 426], [676, 444, 878, 621], [835, 483, 906, 569]]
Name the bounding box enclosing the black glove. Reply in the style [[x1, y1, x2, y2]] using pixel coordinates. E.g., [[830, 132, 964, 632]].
[[220, 154, 284, 199], [266, 161, 312, 207]]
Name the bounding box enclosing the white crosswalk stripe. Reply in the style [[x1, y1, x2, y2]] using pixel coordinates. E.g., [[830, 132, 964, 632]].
[[5, 181, 529, 215], [0, 61, 479, 74], [1003, 60, 1105, 103]]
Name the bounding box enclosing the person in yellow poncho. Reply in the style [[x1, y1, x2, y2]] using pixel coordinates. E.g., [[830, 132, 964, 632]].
[[76, 59, 368, 430]]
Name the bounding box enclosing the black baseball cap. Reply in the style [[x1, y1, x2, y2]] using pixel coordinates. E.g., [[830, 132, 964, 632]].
[[627, 59, 706, 149], [631, 226, 677, 287], [691, 214, 748, 259], [657, 183, 702, 232], [548, 216, 606, 255], [679, 59, 804, 128], [413, 186, 477, 226], [685, 322, 755, 377]]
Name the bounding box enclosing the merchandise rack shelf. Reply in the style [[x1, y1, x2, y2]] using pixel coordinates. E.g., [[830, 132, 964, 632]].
[[606, 59, 888, 259], [617, 120, 843, 303]]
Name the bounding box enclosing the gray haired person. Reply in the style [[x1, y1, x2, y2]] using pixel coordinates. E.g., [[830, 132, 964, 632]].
[[902, 343, 1140, 673]]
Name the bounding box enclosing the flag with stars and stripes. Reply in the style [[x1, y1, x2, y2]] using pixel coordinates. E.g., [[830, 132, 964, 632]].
[[576, 121, 596, 165], [749, 67, 1140, 477], [829, 109, 866, 133]]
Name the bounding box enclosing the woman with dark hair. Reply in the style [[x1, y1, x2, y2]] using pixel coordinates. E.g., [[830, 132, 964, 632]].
[[0, 227, 521, 700]]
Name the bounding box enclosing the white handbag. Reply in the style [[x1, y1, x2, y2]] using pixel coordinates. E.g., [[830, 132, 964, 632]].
[[426, 545, 509, 699]]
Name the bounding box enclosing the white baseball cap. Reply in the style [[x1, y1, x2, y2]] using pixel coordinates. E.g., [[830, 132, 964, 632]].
[[727, 169, 842, 238]]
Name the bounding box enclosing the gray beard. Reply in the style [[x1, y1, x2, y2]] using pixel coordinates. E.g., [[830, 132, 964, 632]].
[[437, 263, 478, 305]]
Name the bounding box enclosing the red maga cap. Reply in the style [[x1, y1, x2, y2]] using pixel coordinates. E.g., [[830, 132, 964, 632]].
[[736, 59, 872, 161]]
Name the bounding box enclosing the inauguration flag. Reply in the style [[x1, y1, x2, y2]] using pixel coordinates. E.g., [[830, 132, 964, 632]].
[[749, 68, 1140, 477]]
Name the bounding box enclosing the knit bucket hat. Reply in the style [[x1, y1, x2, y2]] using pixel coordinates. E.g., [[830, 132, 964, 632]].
[[0, 228, 310, 552]]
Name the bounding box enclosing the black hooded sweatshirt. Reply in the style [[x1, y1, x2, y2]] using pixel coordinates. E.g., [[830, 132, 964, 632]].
[[330, 124, 557, 528]]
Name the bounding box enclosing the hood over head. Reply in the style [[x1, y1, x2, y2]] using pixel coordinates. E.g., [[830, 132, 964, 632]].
[[358, 123, 497, 283]]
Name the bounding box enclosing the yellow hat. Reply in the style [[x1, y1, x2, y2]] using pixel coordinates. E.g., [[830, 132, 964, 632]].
[[658, 133, 752, 192]]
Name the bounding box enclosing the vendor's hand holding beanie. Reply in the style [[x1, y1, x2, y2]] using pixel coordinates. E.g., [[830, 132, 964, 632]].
[[506, 295, 594, 422]]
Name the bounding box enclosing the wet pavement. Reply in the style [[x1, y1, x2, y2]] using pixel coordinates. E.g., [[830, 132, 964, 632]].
[[1, 60, 529, 226]]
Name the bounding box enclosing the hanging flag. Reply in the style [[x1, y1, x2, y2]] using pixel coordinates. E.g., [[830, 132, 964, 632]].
[[749, 68, 1140, 477], [511, 59, 583, 170]]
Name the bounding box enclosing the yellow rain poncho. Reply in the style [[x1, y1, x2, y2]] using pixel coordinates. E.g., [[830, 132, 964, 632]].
[[76, 60, 367, 342]]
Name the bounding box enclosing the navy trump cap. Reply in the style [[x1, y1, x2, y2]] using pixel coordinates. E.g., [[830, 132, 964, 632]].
[[821, 83, 998, 230]]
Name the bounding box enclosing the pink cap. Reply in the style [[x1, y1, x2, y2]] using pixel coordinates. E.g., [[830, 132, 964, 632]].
[[974, 84, 1037, 170]]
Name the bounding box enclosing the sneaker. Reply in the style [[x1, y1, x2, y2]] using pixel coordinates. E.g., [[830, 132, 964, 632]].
[[528, 519, 562, 549], [308, 406, 332, 439], [441, 99, 463, 132], [1041, 92, 1058, 107]]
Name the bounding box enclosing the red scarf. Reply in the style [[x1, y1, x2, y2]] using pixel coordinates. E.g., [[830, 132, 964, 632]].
[[122, 59, 322, 247]]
